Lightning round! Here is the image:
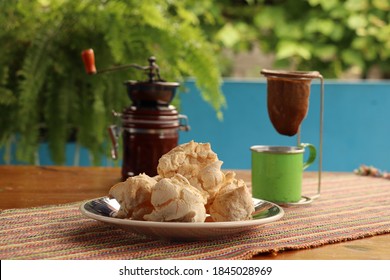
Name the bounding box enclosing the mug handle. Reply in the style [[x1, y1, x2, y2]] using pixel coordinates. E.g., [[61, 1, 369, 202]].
[[300, 143, 316, 170]]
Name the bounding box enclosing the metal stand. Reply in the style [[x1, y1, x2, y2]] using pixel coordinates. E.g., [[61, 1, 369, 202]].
[[283, 75, 324, 207]]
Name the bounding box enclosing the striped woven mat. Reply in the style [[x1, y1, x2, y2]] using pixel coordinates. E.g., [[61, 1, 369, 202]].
[[1, 173, 390, 260]]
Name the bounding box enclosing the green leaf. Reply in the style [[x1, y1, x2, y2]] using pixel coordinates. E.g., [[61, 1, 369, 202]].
[[307, 0, 338, 10], [305, 18, 338, 37], [139, 1, 169, 30], [341, 49, 364, 69], [307, 0, 321, 6], [345, 0, 369, 12], [275, 23, 303, 40], [347, 14, 368, 29], [276, 41, 312, 60], [352, 37, 378, 60], [377, 25, 390, 43], [319, 0, 339, 11], [216, 23, 241, 48], [372, 0, 390, 10], [0, 88, 17, 106], [176, 5, 200, 25], [313, 44, 337, 61], [254, 6, 284, 30]]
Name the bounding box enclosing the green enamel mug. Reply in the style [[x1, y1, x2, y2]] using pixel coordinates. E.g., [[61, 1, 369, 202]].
[[250, 143, 316, 203]]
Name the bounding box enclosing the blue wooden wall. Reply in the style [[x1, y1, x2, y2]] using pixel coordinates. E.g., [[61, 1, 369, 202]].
[[1, 79, 390, 172], [179, 79, 390, 172]]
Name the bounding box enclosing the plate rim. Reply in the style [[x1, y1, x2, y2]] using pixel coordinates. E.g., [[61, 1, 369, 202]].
[[79, 196, 284, 229]]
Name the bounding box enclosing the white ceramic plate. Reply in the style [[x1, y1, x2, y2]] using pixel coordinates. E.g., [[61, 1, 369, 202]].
[[80, 197, 284, 240]]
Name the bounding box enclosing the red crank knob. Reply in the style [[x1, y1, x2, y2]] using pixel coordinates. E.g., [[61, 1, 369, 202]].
[[81, 49, 97, 74]]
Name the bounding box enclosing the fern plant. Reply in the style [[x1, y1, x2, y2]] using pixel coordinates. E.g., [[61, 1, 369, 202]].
[[0, 0, 226, 165]]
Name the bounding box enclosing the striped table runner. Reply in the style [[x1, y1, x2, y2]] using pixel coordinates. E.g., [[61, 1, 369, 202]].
[[1, 173, 390, 260]]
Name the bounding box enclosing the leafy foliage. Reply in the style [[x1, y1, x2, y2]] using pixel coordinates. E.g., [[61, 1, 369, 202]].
[[3, 0, 389, 165], [210, 0, 390, 78], [0, 0, 226, 165]]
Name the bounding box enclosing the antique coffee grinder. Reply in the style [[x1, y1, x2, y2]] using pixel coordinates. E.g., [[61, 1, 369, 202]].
[[82, 49, 190, 180]]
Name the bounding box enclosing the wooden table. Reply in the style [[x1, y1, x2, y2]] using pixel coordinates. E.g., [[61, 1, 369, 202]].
[[1, 165, 389, 260]]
